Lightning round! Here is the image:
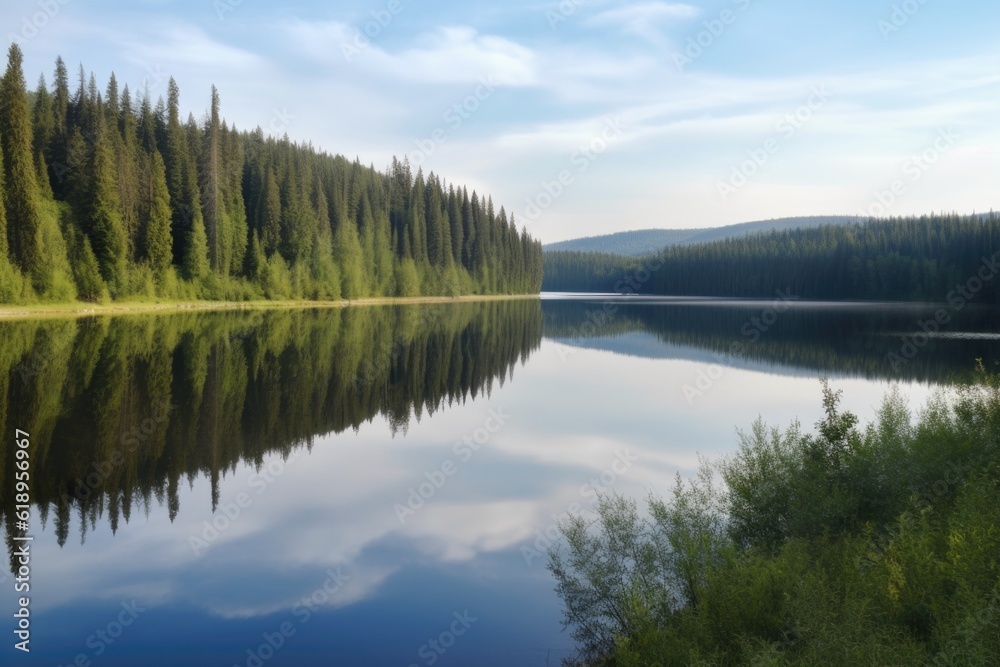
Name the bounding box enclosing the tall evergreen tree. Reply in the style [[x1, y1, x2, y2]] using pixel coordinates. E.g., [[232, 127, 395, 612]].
[[0, 44, 51, 292], [144, 151, 172, 276], [85, 130, 127, 289], [201, 85, 222, 270]]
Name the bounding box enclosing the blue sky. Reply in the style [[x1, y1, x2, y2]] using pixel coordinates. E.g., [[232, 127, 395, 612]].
[[3, 0, 999, 243]]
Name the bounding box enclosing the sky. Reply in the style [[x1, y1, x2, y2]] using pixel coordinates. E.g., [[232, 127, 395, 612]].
[[3, 0, 999, 244]]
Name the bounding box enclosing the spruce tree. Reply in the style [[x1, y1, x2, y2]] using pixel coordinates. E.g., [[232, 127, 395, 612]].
[[260, 169, 281, 254], [0, 44, 45, 281], [201, 85, 221, 271], [144, 151, 173, 276], [0, 137, 7, 258], [86, 130, 127, 289]]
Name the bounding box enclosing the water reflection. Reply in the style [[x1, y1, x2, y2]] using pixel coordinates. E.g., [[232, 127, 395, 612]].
[[543, 296, 1000, 381], [0, 296, 995, 665], [0, 301, 542, 568]]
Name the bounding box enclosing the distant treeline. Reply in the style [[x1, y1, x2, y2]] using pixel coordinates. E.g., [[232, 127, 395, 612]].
[[543, 213, 1000, 303], [0, 45, 543, 304]]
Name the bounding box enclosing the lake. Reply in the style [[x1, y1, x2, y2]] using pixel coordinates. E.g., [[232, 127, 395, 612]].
[[1, 295, 998, 666]]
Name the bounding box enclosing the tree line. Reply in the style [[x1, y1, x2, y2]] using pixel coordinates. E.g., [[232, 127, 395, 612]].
[[543, 213, 1000, 303], [0, 45, 543, 304]]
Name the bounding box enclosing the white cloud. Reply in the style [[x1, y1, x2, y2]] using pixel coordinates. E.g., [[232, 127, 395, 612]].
[[285, 21, 539, 86]]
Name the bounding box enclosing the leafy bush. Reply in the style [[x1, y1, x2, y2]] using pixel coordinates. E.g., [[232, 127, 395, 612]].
[[549, 372, 1000, 666]]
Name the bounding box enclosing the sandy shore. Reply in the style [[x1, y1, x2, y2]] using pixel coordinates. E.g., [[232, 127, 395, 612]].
[[0, 294, 539, 321]]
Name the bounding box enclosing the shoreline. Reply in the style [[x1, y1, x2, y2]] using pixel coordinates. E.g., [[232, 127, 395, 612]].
[[0, 293, 540, 321]]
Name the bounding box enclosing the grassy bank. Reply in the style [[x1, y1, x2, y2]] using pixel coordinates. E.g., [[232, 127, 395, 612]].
[[550, 368, 1000, 666], [0, 293, 540, 320]]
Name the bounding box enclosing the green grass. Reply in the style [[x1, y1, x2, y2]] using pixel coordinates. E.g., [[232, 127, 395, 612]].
[[0, 293, 540, 320]]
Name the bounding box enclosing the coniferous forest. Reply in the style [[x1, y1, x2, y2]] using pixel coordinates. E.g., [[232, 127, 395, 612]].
[[0, 45, 543, 304], [544, 213, 1000, 303]]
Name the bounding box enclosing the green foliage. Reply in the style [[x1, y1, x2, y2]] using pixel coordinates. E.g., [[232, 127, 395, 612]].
[[544, 217, 860, 256], [550, 374, 1000, 666], [262, 251, 292, 300], [66, 224, 109, 303], [85, 132, 127, 291], [33, 199, 76, 302], [0, 50, 543, 304], [544, 214, 1000, 304], [0, 253, 33, 303], [183, 210, 210, 282], [395, 258, 421, 297], [143, 151, 173, 277], [0, 44, 45, 284]]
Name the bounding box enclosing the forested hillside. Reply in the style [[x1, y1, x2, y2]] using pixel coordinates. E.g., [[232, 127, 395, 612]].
[[0, 45, 543, 304], [543, 213, 1000, 303], [543, 216, 860, 256], [544, 228, 710, 256]]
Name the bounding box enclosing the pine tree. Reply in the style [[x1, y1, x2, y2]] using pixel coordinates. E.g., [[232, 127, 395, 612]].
[[114, 81, 141, 260], [66, 224, 108, 302], [333, 208, 366, 298], [86, 130, 127, 290], [144, 151, 172, 276], [0, 44, 45, 282], [0, 138, 7, 258], [201, 85, 222, 271], [49, 57, 71, 198], [259, 168, 281, 254]]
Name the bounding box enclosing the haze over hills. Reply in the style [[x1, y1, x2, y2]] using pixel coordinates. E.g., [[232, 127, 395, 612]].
[[544, 216, 863, 256]]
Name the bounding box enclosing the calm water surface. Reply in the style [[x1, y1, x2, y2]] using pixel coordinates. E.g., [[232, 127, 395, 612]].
[[1, 295, 997, 665]]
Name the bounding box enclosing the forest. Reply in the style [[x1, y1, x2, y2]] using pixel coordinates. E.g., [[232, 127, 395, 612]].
[[543, 213, 1000, 303], [0, 44, 543, 304]]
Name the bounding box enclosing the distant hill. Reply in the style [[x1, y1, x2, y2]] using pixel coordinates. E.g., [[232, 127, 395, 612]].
[[544, 216, 862, 256]]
